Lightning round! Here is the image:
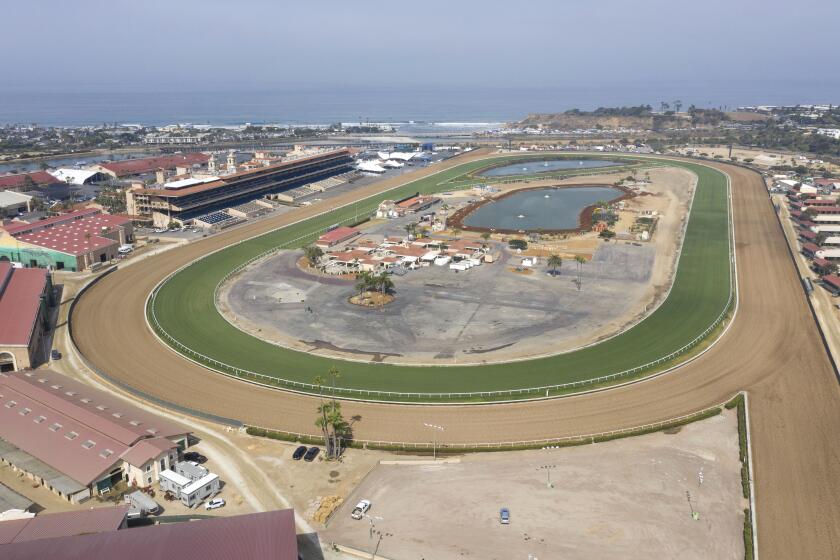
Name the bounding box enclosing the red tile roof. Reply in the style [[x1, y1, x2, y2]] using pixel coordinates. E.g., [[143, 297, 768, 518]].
[[803, 243, 820, 253], [0, 505, 127, 545], [98, 153, 210, 177], [823, 274, 840, 290], [0, 264, 48, 346], [2, 209, 101, 235], [0, 172, 61, 190], [813, 258, 832, 268], [4, 210, 132, 257], [800, 230, 817, 240], [318, 226, 359, 244], [0, 509, 298, 560]]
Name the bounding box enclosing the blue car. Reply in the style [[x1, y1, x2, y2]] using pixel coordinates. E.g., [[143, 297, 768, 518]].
[[499, 507, 510, 524]]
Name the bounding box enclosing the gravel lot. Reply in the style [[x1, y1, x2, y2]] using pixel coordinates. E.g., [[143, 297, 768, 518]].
[[324, 411, 744, 560]]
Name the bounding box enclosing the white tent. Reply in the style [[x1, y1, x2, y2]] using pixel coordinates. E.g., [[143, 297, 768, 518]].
[[356, 161, 386, 174], [49, 168, 103, 185]]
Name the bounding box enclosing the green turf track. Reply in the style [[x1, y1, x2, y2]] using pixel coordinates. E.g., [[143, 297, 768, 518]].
[[149, 155, 731, 400]]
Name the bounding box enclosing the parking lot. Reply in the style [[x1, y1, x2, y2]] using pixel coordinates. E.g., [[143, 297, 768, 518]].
[[323, 411, 745, 560]]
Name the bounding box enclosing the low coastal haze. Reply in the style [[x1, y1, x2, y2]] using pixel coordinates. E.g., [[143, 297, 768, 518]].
[[1, 0, 838, 124]]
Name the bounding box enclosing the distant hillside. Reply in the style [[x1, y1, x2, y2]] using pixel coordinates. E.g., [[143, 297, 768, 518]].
[[515, 106, 729, 131]]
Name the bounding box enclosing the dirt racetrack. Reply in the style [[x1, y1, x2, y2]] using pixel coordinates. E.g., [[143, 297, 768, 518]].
[[72, 152, 840, 558]]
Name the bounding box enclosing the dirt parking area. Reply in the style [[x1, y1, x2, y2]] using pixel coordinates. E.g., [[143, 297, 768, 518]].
[[324, 411, 745, 560]]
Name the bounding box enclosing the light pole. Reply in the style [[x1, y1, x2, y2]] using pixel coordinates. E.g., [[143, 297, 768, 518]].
[[423, 423, 444, 460], [537, 464, 556, 488]]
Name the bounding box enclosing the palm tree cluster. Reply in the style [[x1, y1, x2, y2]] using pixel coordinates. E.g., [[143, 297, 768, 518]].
[[314, 368, 349, 459], [355, 270, 394, 297]]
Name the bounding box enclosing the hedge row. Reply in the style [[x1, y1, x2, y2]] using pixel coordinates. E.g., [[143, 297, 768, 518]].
[[244, 405, 723, 454]]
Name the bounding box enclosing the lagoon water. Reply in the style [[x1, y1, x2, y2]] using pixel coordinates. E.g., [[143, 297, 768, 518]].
[[478, 159, 621, 177], [463, 186, 622, 231]]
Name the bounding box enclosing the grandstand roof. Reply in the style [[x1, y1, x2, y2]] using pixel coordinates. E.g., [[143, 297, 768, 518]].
[[136, 149, 351, 198], [0, 264, 48, 346], [97, 153, 210, 177]]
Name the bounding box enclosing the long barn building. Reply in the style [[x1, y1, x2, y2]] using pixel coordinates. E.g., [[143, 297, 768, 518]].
[[126, 149, 353, 227]]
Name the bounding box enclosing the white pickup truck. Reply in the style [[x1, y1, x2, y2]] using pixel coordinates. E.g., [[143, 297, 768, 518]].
[[351, 499, 371, 520]]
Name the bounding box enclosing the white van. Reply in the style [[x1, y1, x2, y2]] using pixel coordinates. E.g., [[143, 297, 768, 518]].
[[118, 244, 134, 254]]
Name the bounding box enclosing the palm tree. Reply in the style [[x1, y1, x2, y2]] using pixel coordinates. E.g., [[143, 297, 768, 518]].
[[328, 366, 341, 409], [313, 375, 329, 448], [374, 271, 394, 294], [547, 254, 562, 276], [404, 222, 417, 238], [481, 231, 491, 245], [303, 245, 323, 267], [574, 255, 586, 290], [326, 401, 348, 459], [355, 271, 373, 298]]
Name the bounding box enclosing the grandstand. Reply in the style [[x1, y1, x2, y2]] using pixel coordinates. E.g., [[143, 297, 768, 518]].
[[228, 200, 273, 219], [270, 171, 358, 203], [193, 211, 243, 230], [126, 150, 353, 227]]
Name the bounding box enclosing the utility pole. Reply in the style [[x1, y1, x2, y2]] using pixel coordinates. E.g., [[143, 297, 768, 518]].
[[423, 423, 444, 460], [537, 464, 556, 488]]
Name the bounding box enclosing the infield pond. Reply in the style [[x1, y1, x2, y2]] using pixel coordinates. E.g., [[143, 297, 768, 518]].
[[462, 186, 623, 231]]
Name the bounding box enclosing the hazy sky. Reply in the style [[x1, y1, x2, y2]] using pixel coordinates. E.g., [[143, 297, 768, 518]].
[[2, 0, 838, 93]]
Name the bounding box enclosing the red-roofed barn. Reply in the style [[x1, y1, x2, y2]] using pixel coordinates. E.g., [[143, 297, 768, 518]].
[[0, 263, 54, 372]]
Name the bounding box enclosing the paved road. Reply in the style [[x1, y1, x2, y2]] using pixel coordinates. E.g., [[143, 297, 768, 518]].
[[71, 153, 840, 558]]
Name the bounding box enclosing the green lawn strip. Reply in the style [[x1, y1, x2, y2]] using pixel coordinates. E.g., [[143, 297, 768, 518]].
[[150, 156, 731, 399], [725, 393, 755, 560]]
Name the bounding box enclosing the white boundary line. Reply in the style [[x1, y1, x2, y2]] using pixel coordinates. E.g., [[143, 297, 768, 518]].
[[142, 156, 739, 403]]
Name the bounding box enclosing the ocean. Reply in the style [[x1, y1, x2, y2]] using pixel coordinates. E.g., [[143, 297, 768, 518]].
[[1, 83, 836, 127]]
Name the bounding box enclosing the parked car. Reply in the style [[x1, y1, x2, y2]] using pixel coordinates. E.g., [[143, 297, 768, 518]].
[[303, 447, 320, 462], [292, 445, 307, 460], [183, 451, 206, 463], [205, 498, 225, 510], [499, 507, 510, 525], [351, 499, 371, 520], [50, 349, 61, 360]]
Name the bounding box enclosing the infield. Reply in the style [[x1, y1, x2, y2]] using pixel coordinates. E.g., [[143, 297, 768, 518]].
[[148, 154, 732, 401]]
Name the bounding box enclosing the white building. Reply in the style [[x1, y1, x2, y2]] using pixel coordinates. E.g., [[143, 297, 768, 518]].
[[0, 191, 33, 214], [158, 463, 220, 508]]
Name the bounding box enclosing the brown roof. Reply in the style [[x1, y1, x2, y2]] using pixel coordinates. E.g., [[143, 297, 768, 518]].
[[98, 153, 210, 177], [0, 505, 127, 545], [120, 437, 176, 468], [0, 509, 298, 560], [0, 371, 188, 486], [0, 264, 48, 346]]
